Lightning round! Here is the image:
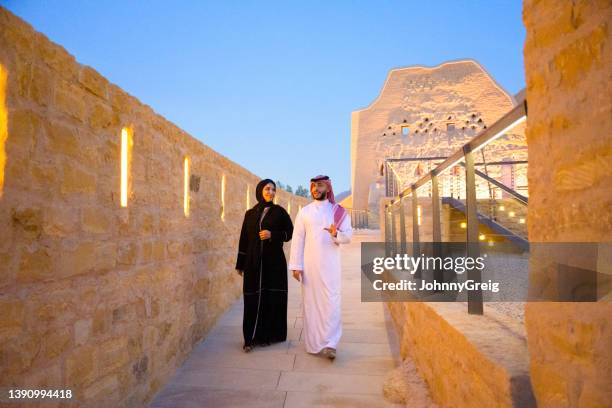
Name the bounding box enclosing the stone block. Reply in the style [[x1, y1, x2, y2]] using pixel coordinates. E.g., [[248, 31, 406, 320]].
[[42, 328, 71, 359], [65, 345, 97, 386], [98, 336, 130, 376], [45, 119, 80, 159], [58, 241, 96, 278], [79, 66, 108, 99], [88, 102, 115, 130], [54, 80, 87, 122], [17, 246, 52, 283], [7, 109, 39, 153], [74, 318, 92, 346], [0, 298, 24, 337], [30, 64, 54, 107], [60, 163, 96, 196], [81, 207, 110, 234], [42, 205, 78, 237]]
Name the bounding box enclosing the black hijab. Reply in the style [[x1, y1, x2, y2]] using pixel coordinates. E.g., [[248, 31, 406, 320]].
[[255, 179, 276, 211]]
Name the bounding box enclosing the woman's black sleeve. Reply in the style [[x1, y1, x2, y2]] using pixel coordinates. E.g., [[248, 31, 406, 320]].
[[235, 212, 249, 270], [271, 208, 294, 243]]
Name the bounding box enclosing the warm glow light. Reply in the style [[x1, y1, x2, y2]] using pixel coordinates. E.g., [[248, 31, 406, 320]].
[[488, 241, 495, 247], [498, 205, 505, 211], [519, 218, 525, 224], [460, 222, 467, 229], [288, 200, 291, 214], [120, 127, 132, 207], [509, 211, 516, 217], [221, 174, 226, 221], [479, 234, 486, 241], [417, 205, 422, 226], [0, 65, 7, 199], [183, 157, 190, 217]]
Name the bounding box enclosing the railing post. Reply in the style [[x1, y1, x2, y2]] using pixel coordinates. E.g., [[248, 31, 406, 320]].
[[385, 206, 391, 257], [464, 146, 483, 315], [391, 202, 397, 256], [399, 196, 407, 255], [431, 170, 443, 283], [385, 160, 390, 196], [411, 186, 421, 278]]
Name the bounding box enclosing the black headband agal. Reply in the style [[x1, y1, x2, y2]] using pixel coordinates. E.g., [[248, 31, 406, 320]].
[[310, 175, 330, 182]]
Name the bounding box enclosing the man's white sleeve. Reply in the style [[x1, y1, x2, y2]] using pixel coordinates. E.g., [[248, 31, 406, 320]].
[[333, 213, 353, 244], [288, 209, 305, 270]]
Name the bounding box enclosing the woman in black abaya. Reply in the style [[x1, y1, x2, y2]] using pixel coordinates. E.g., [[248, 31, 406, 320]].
[[235, 179, 293, 352]]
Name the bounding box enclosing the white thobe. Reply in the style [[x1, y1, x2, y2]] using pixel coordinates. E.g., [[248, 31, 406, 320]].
[[288, 199, 353, 353]]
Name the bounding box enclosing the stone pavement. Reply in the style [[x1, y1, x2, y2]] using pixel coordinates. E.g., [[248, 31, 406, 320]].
[[149, 230, 402, 408]]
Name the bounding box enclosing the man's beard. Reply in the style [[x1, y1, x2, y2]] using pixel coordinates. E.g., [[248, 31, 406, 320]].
[[313, 191, 327, 201]]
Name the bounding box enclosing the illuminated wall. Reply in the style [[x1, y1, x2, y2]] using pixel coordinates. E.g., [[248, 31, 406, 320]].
[[0, 8, 308, 407]]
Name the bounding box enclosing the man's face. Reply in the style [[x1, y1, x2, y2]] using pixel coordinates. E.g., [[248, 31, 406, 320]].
[[311, 181, 328, 200]]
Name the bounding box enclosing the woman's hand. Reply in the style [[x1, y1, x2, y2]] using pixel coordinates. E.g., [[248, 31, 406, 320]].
[[236, 269, 244, 276], [292, 270, 302, 282], [259, 230, 271, 240]]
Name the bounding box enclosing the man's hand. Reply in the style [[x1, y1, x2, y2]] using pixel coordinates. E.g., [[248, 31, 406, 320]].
[[292, 270, 302, 282], [259, 230, 271, 240], [323, 223, 337, 237]]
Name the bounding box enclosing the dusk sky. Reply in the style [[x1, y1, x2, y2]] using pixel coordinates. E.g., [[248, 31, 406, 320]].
[[2, 1, 525, 193]]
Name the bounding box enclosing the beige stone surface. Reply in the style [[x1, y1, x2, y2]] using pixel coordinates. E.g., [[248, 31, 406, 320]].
[[523, 1, 612, 407], [149, 231, 405, 408], [0, 7, 308, 407]]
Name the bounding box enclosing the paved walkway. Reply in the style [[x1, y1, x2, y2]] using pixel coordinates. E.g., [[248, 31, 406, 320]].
[[150, 230, 401, 408]]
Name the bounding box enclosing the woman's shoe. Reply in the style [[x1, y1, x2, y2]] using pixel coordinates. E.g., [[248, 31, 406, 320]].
[[243, 345, 253, 353]]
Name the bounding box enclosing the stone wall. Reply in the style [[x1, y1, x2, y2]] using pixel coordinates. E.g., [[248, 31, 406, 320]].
[[385, 301, 533, 408], [0, 7, 308, 407], [523, 1, 612, 407]]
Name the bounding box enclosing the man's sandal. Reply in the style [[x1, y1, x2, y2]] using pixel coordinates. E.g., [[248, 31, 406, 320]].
[[322, 347, 336, 360]]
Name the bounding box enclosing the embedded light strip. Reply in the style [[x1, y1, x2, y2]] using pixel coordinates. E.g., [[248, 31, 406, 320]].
[[184, 157, 190, 217]]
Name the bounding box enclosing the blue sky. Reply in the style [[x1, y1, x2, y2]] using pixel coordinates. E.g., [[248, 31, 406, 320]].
[[2, 1, 525, 193]]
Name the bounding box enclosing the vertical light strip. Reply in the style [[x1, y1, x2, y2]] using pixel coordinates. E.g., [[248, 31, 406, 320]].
[[0, 65, 7, 199], [417, 205, 422, 226], [246, 185, 250, 210], [288, 200, 291, 215], [120, 128, 129, 207], [184, 157, 190, 217], [221, 174, 226, 221]]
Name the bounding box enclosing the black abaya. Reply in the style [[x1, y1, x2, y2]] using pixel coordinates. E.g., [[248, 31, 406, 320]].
[[235, 203, 293, 347]]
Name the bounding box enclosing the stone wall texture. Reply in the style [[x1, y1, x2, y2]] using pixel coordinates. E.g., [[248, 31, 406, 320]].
[[0, 8, 308, 407], [523, 1, 612, 407]]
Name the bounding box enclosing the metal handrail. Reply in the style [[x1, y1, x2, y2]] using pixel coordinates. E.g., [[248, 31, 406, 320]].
[[465, 164, 528, 205], [387, 96, 527, 202], [383, 90, 528, 315]]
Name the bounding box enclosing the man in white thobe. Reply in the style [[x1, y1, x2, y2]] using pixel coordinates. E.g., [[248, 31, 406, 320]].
[[289, 175, 353, 359]]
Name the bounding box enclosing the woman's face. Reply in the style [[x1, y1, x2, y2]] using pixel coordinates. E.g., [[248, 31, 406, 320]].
[[262, 183, 276, 202]]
